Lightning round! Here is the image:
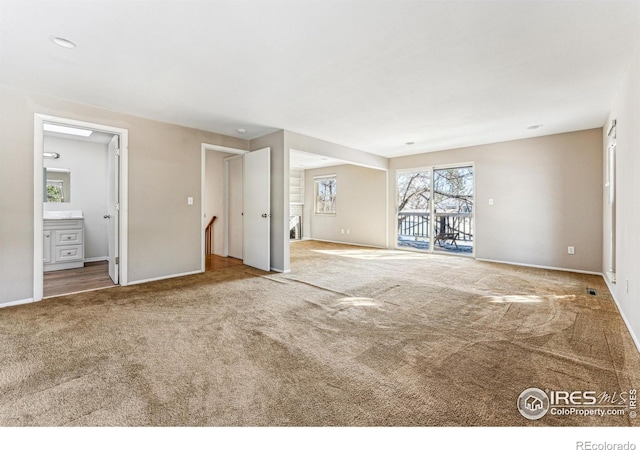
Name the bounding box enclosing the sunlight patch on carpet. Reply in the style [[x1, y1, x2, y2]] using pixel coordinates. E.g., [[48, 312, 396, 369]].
[[483, 294, 577, 303], [313, 249, 433, 260], [337, 297, 378, 307]]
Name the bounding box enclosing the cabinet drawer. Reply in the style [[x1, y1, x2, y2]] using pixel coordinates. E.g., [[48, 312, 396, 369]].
[[55, 245, 83, 262], [55, 229, 83, 245]]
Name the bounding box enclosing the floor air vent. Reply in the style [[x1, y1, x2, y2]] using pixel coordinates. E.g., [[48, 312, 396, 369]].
[[587, 288, 597, 296]]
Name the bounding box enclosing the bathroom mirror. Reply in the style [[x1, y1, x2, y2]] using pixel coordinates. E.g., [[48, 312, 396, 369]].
[[44, 168, 71, 203]]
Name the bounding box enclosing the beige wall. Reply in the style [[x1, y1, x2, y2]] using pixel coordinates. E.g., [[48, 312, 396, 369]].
[[304, 164, 387, 248], [0, 85, 249, 304], [389, 129, 603, 273], [603, 42, 640, 347]]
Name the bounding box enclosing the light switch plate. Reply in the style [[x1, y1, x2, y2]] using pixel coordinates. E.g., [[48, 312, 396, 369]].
[[187, 196, 194, 205]]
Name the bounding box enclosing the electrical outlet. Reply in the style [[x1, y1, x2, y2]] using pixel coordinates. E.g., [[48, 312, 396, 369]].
[[346, 229, 350, 235], [567, 246, 575, 255], [341, 229, 344, 234]]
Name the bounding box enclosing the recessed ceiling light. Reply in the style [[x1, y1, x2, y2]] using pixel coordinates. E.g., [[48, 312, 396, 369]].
[[44, 123, 92, 137], [405, 141, 415, 145], [50, 36, 77, 49], [527, 124, 543, 130], [236, 128, 246, 134]]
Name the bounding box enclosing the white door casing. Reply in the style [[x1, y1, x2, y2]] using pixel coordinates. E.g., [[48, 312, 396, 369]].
[[34, 114, 128, 301], [242, 147, 271, 271]]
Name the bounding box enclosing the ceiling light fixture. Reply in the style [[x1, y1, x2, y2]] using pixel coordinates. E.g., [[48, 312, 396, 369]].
[[527, 124, 543, 130], [50, 36, 77, 49], [44, 123, 93, 137], [236, 128, 246, 134]]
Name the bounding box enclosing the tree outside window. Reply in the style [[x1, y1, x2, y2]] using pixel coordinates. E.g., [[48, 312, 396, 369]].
[[314, 175, 336, 215]]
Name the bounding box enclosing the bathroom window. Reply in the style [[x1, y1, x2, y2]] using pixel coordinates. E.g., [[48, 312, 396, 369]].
[[46, 180, 64, 202], [43, 168, 71, 202]]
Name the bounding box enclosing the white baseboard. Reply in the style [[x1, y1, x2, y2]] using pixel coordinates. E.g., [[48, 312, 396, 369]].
[[476, 258, 603, 276], [307, 238, 387, 249], [128, 270, 203, 286], [84, 256, 109, 263], [602, 275, 640, 354], [0, 297, 37, 309]]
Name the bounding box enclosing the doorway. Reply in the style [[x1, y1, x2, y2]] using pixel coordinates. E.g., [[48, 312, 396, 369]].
[[201, 144, 271, 273], [202, 146, 245, 270], [33, 114, 129, 300]]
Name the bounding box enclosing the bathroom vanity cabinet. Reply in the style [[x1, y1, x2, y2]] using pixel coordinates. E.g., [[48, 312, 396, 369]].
[[44, 218, 85, 272]]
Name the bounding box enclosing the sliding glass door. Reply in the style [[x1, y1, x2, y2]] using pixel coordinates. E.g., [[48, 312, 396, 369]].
[[433, 166, 474, 254], [397, 164, 474, 255], [397, 169, 431, 250]]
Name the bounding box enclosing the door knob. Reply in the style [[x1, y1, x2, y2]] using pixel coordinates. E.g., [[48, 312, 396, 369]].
[[103, 215, 111, 219], [261, 213, 268, 218]]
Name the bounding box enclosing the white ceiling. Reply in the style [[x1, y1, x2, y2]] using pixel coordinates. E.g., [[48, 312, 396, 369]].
[[2, 1, 640, 158], [290, 149, 346, 170], [44, 128, 115, 145]]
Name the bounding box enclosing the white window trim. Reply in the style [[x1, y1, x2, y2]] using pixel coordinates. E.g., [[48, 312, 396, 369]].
[[314, 174, 337, 216]]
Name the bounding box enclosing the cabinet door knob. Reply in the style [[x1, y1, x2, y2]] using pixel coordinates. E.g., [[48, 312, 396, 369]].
[[103, 215, 111, 219]]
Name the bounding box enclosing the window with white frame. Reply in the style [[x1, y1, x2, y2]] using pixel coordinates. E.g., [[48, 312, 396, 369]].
[[314, 175, 337, 215]]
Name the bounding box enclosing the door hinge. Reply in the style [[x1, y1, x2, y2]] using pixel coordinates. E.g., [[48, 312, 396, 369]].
[[115, 256, 119, 265], [115, 203, 120, 211], [115, 147, 120, 156]]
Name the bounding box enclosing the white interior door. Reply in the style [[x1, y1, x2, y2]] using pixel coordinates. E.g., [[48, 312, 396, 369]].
[[228, 157, 243, 259], [107, 135, 119, 284], [243, 147, 270, 271]]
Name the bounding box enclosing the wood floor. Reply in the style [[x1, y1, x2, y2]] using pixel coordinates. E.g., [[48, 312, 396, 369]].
[[43, 261, 115, 298], [44, 255, 243, 297], [205, 254, 244, 271]]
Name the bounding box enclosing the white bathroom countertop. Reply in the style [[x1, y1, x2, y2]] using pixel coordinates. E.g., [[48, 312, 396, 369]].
[[44, 210, 84, 219]]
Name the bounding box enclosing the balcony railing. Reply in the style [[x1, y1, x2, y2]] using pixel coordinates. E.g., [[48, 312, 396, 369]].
[[398, 211, 473, 252], [398, 212, 431, 239]]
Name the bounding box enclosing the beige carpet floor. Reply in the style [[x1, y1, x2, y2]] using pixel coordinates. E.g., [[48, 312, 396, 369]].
[[0, 240, 639, 426]]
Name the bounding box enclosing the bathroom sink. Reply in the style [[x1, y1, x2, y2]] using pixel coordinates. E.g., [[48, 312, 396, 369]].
[[44, 210, 83, 219]]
